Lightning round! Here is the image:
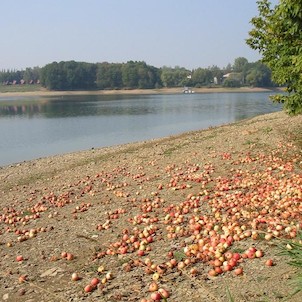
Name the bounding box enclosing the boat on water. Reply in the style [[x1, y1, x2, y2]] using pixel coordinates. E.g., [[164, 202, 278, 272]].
[[182, 87, 195, 94]]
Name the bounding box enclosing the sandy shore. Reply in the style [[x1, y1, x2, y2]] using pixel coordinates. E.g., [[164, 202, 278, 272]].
[[0, 109, 301, 301], [0, 86, 284, 98]]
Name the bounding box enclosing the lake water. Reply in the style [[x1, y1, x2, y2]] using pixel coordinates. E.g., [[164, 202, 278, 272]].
[[0, 92, 282, 167]]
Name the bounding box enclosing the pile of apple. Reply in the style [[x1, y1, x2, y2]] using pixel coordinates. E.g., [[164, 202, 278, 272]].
[[75, 143, 300, 300], [1, 140, 301, 301]]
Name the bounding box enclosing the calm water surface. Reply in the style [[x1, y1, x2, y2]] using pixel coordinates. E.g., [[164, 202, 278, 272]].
[[0, 92, 282, 167]]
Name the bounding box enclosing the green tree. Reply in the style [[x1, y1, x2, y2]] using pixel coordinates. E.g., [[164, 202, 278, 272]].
[[233, 57, 248, 73], [40, 61, 96, 90], [23, 67, 41, 84], [136, 62, 159, 89], [40, 62, 65, 90], [247, 0, 302, 115], [191, 68, 213, 87], [160, 66, 190, 87], [96, 62, 123, 89], [223, 77, 241, 88], [245, 61, 272, 87], [75, 62, 97, 89], [121, 61, 139, 88], [0, 69, 24, 83], [208, 65, 224, 84], [160, 67, 175, 87], [233, 57, 249, 84], [223, 63, 233, 74]]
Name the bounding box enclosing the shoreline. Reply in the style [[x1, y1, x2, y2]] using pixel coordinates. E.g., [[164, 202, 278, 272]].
[[0, 86, 284, 98]]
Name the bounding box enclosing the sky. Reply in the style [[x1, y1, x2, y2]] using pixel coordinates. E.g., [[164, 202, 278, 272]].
[[0, 0, 280, 71]]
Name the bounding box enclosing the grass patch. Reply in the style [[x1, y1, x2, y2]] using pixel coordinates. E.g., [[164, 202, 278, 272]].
[[163, 143, 188, 156], [0, 84, 42, 93], [230, 247, 245, 254], [173, 251, 186, 262], [21, 210, 32, 217], [82, 264, 100, 273], [226, 287, 235, 302], [163, 146, 179, 156], [272, 291, 284, 299], [263, 126, 273, 134], [244, 139, 258, 146], [255, 276, 270, 282], [162, 132, 219, 156], [257, 233, 266, 240], [202, 133, 218, 140], [117, 257, 131, 267], [278, 232, 302, 298]]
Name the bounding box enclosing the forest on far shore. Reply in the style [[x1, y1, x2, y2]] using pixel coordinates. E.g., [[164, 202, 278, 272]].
[[0, 57, 275, 91]]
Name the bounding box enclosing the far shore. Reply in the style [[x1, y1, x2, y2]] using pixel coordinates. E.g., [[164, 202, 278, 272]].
[[0, 86, 284, 98]]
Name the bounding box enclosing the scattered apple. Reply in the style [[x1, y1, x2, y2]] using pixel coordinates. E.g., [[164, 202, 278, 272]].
[[265, 259, 274, 266], [71, 272, 80, 281]]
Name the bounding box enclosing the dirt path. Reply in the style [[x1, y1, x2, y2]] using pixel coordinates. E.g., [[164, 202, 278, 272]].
[[0, 111, 301, 302]]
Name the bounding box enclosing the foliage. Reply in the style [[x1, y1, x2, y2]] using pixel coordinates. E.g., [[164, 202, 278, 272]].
[[136, 63, 161, 89], [247, 0, 302, 115], [40, 61, 97, 90], [160, 66, 190, 87], [223, 78, 241, 88], [233, 57, 249, 73], [191, 68, 213, 86], [96, 61, 161, 90], [96, 62, 123, 89], [1, 56, 277, 91], [0, 67, 41, 85], [0, 69, 24, 84], [209, 65, 224, 84], [245, 61, 272, 87], [122, 61, 159, 89], [23, 67, 41, 84], [222, 71, 243, 88]]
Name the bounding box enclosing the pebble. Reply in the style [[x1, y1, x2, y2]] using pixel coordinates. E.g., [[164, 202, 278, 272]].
[[40, 267, 64, 277]]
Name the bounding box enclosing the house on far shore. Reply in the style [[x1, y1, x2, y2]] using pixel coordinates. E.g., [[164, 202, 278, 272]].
[[222, 72, 243, 86], [2, 79, 40, 85], [222, 73, 232, 79]]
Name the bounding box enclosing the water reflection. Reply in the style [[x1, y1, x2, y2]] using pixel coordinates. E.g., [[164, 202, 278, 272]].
[[0, 103, 43, 118], [0, 93, 281, 120], [0, 92, 282, 166], [0, 95, 159, 118]]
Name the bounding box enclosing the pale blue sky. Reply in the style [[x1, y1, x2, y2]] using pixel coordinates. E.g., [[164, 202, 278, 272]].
[[0, 0, 279, 70]]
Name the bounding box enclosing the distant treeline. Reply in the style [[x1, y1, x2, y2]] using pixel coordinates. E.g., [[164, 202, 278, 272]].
[[0, 57, 275, 91], [0, 67, 40, 85]]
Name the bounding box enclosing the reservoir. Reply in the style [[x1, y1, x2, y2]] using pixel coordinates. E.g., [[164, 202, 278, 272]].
[[0, 92, 282, 167]]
